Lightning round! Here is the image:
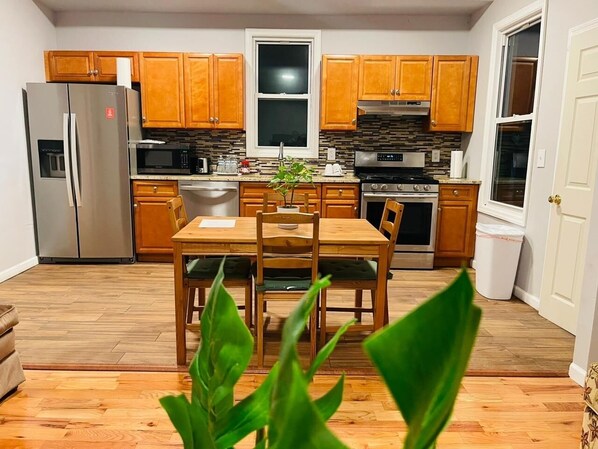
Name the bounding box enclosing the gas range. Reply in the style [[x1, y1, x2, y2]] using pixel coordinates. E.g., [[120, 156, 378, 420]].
[[355, 150, 439, 270]]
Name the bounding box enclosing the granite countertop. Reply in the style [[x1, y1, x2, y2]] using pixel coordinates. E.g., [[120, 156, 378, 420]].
[[130, 173, 361, 183], [435, 177, 481, 185]]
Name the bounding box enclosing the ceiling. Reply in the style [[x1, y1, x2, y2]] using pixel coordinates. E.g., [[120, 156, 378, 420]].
[[35, 0, 493, 17]]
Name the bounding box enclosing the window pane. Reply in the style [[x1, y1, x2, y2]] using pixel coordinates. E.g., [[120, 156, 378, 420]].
[[258, 44, 309, 94], [491, 121, 532, 207], [257, 99, 308, 147], [501, 22, 541, 117]]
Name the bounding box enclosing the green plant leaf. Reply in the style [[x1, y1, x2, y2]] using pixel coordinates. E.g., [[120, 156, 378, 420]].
[[306, 318, 356, 381], [267, 278, 349, 449], [214, 364, 280, 449], [193, 262, 254, 432], [267, 157, 315, 207], [160, 394, 216, 449], [313, 374, 345, 421], [363, 269, 481, 449]]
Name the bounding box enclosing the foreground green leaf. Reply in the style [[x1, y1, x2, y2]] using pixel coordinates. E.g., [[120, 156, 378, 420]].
[[363, 269, 481, 449]]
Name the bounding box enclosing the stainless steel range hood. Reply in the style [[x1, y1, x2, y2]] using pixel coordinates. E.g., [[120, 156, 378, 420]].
[[357, 100, 430, 116]]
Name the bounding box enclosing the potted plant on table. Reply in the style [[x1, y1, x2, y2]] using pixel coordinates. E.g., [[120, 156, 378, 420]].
[[267, 156, 315, 228]]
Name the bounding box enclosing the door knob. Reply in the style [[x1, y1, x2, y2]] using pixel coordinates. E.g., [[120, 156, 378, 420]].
[[548, 194, 561, 205]]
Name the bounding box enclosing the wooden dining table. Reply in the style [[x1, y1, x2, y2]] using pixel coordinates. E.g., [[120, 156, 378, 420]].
[[171, 216, 389, 365]]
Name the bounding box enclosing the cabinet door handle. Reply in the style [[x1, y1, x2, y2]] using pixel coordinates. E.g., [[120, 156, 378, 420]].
[[395, 89, 400, 95], [87, 71, 93, 76], [133, 203, 138, 208], [93, 69, 99, 75], [390, 89, 395, 95], [351, 118, 356, 124], [142, 116, 146, 123], [453, 190, 459, 196], [431, 120, 437, 127], [214, 117, 220, 124], [339, 189, 343, 195], [209, 117, 214, 123], [153, 186, 158, 193]]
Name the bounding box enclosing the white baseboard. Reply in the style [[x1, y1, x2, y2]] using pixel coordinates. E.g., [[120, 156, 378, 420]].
[[0, 257, 38, 283], [569, 362, 587, 386], [513, 285, 540, 310]]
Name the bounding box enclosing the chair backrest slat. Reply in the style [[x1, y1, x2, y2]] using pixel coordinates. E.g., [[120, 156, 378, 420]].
[[379, 199, 405, 261], [166, 195, 188, 235], [262, 192, 311, 213], [256, 211, 320, 285]]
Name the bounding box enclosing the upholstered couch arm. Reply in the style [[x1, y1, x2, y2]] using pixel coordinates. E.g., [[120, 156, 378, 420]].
[[582, 363, 598, 448], [0, 305, 25, 401]]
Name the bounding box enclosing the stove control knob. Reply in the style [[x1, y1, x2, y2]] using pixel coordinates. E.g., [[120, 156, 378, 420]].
[[413, 184, 421, 192], [371, 184, 379, 191], [380, 184, 388, 191], [423, 184, 430, 191]]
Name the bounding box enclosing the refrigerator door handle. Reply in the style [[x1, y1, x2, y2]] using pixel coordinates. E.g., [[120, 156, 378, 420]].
[[62, 113, 74, 207], [70, 113, 82, 207]]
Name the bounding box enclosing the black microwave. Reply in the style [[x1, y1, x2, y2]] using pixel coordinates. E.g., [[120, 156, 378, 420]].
[[135, 143, 193, 175]]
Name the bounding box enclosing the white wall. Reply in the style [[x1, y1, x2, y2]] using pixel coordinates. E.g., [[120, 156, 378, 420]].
[[54, 11, 471, 55], [0, 0, 56, 282]]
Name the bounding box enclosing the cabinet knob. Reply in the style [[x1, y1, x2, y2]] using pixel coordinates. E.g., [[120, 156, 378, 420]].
[[153, 186, 157, 192], [209, 117, 214, 123], [339, 189, 343, 195], [142, 116, 146, 123], [93, 69, 99, 75], [395, 89, 400, 95], [133, 203, 138, 208], [453, 189, 459, 196], [87, 71, 93, 76], [214, 117, 220, 124], [431, 120, 437, 127], [351, 118, 356, 124], [390, 89, 395, 95]]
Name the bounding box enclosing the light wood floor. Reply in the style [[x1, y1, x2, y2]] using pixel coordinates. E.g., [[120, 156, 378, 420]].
[[0, 370, 584, 448], [0, 264, 574, 375]]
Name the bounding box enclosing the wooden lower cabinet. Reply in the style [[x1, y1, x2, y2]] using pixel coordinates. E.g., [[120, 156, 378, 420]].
[[132, 181, 178, 261], [434, 184, 479, 267], [321, 184, 359, 218], [239, 182, 359, 218]]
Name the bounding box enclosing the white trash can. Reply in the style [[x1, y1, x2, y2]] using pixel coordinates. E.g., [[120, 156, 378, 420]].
[[474, 223, 524, 300]]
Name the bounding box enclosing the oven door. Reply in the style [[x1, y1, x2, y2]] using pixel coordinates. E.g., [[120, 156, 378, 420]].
[[361, 192, 438, 268]]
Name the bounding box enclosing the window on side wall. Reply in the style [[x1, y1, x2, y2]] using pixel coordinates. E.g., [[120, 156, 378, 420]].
[[245, 29, 321, 158], [480, 5, 543, 226]]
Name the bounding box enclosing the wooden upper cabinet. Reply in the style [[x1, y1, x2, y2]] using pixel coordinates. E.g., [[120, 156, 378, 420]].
[[358, 55, 395, 100], [358, 55, 432, 101], [184, 54, 212, 128], [395, 56, 432, 100], [93, 51, 140, 83], [140, 52, 185, 128], [212, 54, 244, 129], [320, 55, 359, 131], [429, 55, 479, 132], [45, 51, 95, 82], [45, 51, 140, 83], [184, 53, 244, 129]]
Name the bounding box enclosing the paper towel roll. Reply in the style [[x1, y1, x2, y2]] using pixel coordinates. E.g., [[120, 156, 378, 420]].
[[450, 150, 463, 179], [116, 58, 132, 88]]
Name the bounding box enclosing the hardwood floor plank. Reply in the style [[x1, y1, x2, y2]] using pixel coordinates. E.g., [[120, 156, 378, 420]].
[[0, 264, 574, 374], [0, 371, 584, 449]]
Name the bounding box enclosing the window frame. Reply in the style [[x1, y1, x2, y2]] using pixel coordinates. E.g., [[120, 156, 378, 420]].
[[245, 29, 321, 159], [479, 2, 546, 226]]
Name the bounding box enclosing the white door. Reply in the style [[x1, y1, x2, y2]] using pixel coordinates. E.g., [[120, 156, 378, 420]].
[[539, 23, 598, 334]]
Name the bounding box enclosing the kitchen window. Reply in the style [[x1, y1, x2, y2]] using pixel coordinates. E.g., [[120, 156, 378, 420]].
[[245, 29, 321, 158], [480, 3, 544, 225]]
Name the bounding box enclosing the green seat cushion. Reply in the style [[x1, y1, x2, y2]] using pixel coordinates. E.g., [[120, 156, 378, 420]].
[[251, 263, 313, 292], [318, 259, 393, 281], [186, 257, 251, 280]]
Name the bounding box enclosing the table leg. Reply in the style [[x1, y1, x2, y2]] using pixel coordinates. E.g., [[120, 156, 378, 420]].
[[374, 244, 388, 330], [174, 242, 186, 365]]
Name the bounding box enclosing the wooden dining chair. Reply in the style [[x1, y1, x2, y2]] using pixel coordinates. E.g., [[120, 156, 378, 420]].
[[261, 192, 311, 212], [166, 195, 253, 327], [254, 210, 320, 367], [318, 199, 404, 347]]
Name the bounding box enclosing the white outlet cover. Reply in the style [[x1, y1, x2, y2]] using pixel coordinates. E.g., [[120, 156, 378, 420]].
[[327, 147, 336, 161], [431, 149, 440, 162]]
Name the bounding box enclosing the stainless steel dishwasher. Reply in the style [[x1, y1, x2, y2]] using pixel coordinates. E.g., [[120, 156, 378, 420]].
[[178, 180, 239, 217]]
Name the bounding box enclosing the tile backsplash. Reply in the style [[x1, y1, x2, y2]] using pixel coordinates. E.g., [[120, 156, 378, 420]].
[[146, 115, 462, 176]]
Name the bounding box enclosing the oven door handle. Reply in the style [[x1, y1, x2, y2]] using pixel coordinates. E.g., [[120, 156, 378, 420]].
[[362, 193, 438, 199]]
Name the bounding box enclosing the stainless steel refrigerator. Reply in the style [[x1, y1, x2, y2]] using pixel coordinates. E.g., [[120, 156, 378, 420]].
[[26, 83, 142, 262]]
